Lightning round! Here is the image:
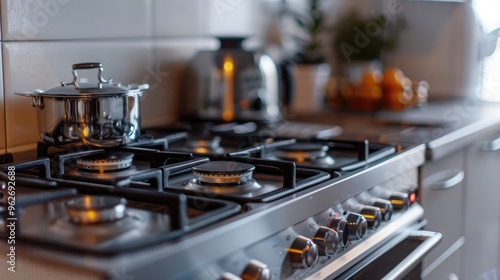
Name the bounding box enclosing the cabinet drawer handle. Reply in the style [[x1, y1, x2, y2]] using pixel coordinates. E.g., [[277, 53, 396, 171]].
[[423, 169, 464, 190], [481, 136, 500, 152]]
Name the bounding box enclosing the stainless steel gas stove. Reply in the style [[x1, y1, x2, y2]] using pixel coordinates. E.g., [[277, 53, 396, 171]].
[[0, 121, 440, 280]]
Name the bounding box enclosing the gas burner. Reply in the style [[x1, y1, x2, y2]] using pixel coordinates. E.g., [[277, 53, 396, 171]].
[[76, 151, 134, 171], [187, 136, 224, 154], [65, 195, 127, 224], [275, 143, 335, 165], [186, 161, 262, 194], [193, 161, 255, 184]]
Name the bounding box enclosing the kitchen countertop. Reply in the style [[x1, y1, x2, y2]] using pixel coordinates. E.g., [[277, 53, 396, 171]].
[[288, 97, 500, 161]]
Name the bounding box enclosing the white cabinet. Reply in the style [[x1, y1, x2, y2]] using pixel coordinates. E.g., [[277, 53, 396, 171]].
[[422, 248, 462, 280], [420, 151, 466, 279], [421, 132, 500, 280], [462, 134, 500, 280]]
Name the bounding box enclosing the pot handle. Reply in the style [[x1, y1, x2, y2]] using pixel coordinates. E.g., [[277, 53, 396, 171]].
[[61, 62, 112, 89]]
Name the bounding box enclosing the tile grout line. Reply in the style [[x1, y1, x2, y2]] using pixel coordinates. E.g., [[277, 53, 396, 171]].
[[150, 0, 158, 68]]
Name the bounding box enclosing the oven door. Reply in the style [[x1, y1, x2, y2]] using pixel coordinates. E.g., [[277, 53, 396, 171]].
[[335, 230, 442, 280]]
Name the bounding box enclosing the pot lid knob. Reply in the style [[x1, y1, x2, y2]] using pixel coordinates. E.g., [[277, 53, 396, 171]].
[[60, 62, 113, 89]]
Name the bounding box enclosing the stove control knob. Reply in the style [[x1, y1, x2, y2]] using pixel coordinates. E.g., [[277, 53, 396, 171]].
[[241, 260, 272, 280], [359, 205, 382, 228], [370, 198, 393, 221], [346, 213, 368, 240], [396, 188, 418, 205], [343, 199, 382, 229], [389, 184, 417, 197], [389, 192, 410, 211], [312, 226, 340, 256], [329, 218, 349, 248], [287, 235, 319, 269]]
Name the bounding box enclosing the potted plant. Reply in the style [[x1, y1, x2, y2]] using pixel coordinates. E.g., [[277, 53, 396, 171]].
[[331, 10, 405, 80], [287, 0, 331, 113], [329, 10, 406, 111]]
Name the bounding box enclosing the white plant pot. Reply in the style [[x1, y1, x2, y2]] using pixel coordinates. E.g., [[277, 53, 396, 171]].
[[290, 63, 330, 114]]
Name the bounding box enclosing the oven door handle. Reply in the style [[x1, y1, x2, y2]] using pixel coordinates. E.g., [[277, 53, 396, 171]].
[[422, 169, 464, 190], [381, 230, 442, 280]]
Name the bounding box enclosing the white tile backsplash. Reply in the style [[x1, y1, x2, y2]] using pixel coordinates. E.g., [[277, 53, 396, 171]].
[[0, 1, 273, 156], [1, 0, 154, 40], [206, 0, 260, 37], [153, 0, 207, 37], [154, 0, 262, 38], [145, 38, 214, 128]]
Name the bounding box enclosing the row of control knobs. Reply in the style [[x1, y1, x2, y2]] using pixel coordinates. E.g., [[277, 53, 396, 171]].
[[220, 186, 417, 279], [286, 186, 416, 270]]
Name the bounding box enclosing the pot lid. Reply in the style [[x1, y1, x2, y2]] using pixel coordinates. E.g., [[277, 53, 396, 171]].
[[17, 62, 148, 98], [36, 82, 148, 98]]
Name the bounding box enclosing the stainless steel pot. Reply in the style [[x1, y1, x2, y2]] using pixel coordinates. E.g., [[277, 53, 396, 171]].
[[182, 37, 291, 123], [16, 62, 149, 147]]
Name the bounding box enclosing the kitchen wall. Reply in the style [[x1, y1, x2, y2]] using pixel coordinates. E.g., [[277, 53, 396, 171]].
[[1, 0, 490, 160], [0, 0, 390, 159], [0, 0, 271, 159], [390, 0, 482, 98]]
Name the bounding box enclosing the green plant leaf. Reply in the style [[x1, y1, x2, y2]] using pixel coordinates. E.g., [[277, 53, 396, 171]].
[[332, 9, 405, 62], [294, 17, 307, 29], [287, 0, 328, 63]]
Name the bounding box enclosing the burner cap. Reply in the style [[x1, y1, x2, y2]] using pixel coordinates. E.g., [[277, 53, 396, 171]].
[[66, 195, 127, 224], [192, 161, 255, 184], [276, 143, 329, 162], [76, 151, 134, 171]]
